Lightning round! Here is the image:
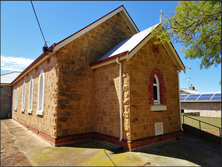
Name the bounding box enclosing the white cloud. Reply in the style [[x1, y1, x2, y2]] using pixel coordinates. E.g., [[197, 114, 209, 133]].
[[1, 55, 34, 72]]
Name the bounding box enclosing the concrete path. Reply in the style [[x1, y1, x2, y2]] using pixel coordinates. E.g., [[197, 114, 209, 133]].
[[1, 119, 221, 166]]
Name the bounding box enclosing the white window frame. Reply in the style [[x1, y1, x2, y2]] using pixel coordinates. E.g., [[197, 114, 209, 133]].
[[28, 76, 34, 113], [37, 69, 45, 115], [15, 85, 18, 110], [153, 75, 160, 104], [21, 80, 26, 112]]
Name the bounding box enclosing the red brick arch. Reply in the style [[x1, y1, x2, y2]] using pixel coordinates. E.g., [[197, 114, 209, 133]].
[[148, 67, 167, 105]]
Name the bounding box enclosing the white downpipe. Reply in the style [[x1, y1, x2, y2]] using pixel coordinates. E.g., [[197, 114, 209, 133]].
[[116, 57, 123, 141], [177, 70, 183, 131]]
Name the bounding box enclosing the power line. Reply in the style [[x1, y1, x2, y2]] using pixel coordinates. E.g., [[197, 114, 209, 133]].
[[30, 1, 47, 46]]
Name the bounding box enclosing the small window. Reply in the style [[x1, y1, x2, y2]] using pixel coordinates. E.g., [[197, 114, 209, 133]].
[[153, 75, 160, 104], [15, 85, 18, 110], [21, 80, 26, 112], [37, 69, 45, 115], [28, 76, 34, 113]]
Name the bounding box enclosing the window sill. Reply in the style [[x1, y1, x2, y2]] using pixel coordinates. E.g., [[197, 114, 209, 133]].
[[151, 104, 167, 111], [36, 109, 43, 115], [27, 109, 32, 114]]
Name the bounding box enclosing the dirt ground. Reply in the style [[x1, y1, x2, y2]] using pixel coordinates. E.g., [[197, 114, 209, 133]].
[[1, 121, 32, 166]]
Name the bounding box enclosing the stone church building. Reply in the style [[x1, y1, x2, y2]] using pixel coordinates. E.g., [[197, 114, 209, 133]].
[[11, 5, 185, 150]]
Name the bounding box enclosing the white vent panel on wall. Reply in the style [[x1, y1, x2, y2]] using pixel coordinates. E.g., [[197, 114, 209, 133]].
[[155, 122, 163, 136]]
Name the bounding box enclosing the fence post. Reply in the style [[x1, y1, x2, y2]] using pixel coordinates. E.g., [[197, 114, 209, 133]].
[[199, 121, 201, 130]]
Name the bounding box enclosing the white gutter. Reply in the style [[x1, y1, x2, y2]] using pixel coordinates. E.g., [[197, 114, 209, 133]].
[[116, 57, 123, 141], [177, 70, 183, 131]]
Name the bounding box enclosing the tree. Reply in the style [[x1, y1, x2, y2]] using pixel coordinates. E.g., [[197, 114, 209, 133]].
[[156, 1, 221, 69]]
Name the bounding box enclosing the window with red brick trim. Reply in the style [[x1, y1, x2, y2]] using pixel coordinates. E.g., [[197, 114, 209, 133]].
[[148, 67, 167, 106]]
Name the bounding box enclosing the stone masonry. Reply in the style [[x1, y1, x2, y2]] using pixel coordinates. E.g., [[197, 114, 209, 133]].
[[55, 13, 133, 137], [12, 56, 58, 136], [127, 38, 181, 141], [11, 9, 183, 148], [181, 102, 221, 118]]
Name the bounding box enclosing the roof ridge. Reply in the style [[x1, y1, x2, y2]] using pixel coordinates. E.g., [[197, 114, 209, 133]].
[[11, 5, 139, 85], [55, 5, 139, 47]]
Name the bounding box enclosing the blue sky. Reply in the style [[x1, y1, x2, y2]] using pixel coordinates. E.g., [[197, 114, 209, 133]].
[[1, 1, 221, 92]]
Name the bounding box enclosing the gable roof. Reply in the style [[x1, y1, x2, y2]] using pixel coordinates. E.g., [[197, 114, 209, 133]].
[[90, 24, 185, 73], [11, 5, 139, 85], [94, 23, 160, 63], [53, 5, 139, 53], [1, 72, 21, 85]]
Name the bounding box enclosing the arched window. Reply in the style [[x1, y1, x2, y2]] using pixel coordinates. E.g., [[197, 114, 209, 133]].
[[21, 80, 26, 112], [28, 76, 33, 113], [153, 75, 160, 104], [149, 67, 167, 111], [37, 69, 45, 115]]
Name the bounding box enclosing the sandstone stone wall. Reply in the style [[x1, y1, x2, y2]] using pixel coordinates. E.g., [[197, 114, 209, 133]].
[[181, 102, 221, 118], [11, 12, 183, 143], [55, 13, 134, 137], [94, 63, 121, 138], [1, 85, 12, 118], [12, 55, 58, 136], [93, 59, 131, 141], [127, 38, 181, 141]]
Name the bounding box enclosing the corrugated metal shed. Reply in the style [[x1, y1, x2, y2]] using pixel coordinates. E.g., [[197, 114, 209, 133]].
[[1, 72, 21, 84]]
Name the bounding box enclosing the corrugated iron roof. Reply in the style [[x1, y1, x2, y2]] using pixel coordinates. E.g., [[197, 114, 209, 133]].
[[1, 72, 21, 84], [95, 23, 160, 62]]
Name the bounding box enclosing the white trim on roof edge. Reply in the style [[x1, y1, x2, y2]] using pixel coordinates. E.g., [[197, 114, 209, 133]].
[[11, 6, 138, 86], [126, 29, 156, 61], [166, 42, 185, 73], [11, 52, 54, 85], [91, 24, 185, 72], [54, 6, 139, 53], [91, 55, 127, 70]]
